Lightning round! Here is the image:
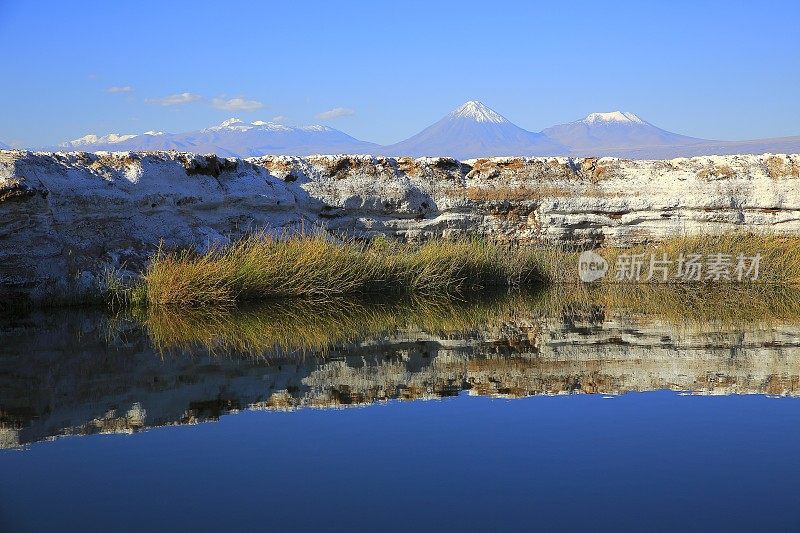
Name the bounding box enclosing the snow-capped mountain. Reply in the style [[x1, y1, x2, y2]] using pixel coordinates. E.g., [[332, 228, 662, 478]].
[[43, 103, 800, 159], [541, 111, 800, 158], [56, 118, 379, 157], [188, 118, 379, 157], [0, 140, 11, 149], [384, 101, 568, 159], [542, 111, 707, 154], [60, 132, 167, 150]]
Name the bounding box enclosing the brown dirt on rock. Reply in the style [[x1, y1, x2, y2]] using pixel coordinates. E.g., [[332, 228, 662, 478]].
[[448, 184, 626, 202], [180, 155, 238, 178], [260, 158, 296, 175], [696, 164, 736, 180], [765, 155, 800, 178], [0, 177, 46, 202]]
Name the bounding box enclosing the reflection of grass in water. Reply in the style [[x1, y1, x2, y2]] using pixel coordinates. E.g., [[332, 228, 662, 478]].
[[137, 284, 800, 354], [137, 292, 539, 354], [545, 283, 800, 326]]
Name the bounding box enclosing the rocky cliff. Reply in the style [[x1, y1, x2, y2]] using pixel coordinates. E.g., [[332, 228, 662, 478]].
[[2, 150, 799, 302]]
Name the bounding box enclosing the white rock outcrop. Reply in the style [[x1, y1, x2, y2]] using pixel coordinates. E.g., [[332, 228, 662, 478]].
[[1, 150, 799, 302]]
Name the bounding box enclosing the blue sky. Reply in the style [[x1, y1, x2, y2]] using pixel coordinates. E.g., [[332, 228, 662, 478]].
[[1, 0, 799, 147]]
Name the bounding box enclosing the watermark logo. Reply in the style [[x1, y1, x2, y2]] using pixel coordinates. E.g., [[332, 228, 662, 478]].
[[578, 251, 761, 283], [578, 251, 609, 282]]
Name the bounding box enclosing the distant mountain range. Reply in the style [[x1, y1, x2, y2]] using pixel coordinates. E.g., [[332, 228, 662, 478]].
[[6, 101, 799, 159], [54, 118, 378, 157]]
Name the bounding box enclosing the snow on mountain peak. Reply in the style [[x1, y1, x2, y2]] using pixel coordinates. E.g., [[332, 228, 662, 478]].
[[65, 133, 137, 146], [204, 118, 297, 133], [250, 120, 291, 131], [582, 111, 645, 125], [203, 117, 254, 132], [103, 133, 136, 143], [219, 117, 245, 128], [301, 125, 332, 132], [450, 101, 508, 124], [74, 134, 99, 144]]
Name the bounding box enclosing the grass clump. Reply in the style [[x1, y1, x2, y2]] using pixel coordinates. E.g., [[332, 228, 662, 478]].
[[136, 232, 549, 306], [134, 249, 236, 307], [123, 231, 800, 308]]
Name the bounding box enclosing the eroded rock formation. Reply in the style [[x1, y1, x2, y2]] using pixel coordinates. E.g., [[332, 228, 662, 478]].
[[2, 150, 800, 302]]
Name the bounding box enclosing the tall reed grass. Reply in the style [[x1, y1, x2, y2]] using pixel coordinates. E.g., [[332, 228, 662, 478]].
[[132, 232, 551, 306], [119, 231, 800, 307]]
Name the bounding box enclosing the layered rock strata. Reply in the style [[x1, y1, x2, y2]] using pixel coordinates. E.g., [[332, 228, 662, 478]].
[[2, 151, 799, 302]]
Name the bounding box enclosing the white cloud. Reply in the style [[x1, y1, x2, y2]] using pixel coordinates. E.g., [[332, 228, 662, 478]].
[[107, 86, 133, 93], [316, 107, 355, 120], [145, 92, 201, 106], [212, 97, 264, 112], [271, 115, 288, 123]]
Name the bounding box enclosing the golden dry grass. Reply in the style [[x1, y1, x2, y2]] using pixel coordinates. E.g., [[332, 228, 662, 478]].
[[115, 231, 800, 309], [131, 232, 551, 306]]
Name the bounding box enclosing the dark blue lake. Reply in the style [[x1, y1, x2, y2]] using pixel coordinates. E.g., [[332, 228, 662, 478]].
[[2, 298, 800, 532]]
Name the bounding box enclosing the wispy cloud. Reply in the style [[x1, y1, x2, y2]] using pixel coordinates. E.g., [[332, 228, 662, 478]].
[[145, 92, 201, 106], [316, 107, 355, 120], [107, 86, 133, 93], [212, 97, 264, 112], [271, 115, 288, 123]]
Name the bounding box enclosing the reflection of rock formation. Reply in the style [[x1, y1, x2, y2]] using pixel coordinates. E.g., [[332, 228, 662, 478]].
[[2, 309, 800, 448]]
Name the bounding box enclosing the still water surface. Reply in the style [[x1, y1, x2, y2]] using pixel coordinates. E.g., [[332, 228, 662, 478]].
[[2, 292, 800, 531]]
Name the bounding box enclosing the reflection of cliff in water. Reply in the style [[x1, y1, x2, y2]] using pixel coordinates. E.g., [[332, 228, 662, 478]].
[[3, 290, 800, 448]]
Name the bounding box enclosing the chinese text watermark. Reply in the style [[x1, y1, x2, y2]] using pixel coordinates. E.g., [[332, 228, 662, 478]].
[[578, 251, 760, 283]]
